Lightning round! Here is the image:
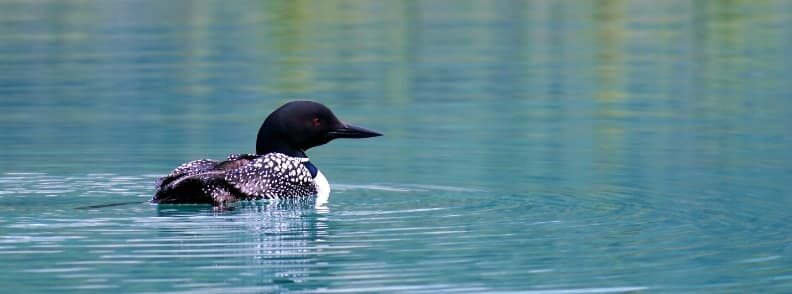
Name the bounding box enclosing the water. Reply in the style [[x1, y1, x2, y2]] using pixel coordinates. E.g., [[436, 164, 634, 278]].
[[1, 1, 791, 293]]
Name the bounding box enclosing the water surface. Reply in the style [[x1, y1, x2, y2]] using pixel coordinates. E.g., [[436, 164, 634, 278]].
[[1, 1, 791, 293]]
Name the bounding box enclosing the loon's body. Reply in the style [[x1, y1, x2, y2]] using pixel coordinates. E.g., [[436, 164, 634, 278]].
[[153, 101, 380, 206]]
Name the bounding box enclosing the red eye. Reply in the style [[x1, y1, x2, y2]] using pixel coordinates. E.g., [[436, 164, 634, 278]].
[[312, 118, 321, 127]]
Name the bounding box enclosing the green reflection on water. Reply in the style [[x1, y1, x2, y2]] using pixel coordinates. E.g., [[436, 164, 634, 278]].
[[0, 0, 791, 292]]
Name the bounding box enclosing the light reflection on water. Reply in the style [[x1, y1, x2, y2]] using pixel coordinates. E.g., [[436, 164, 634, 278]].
[[1, 0, 792, 293], [1, 170, 789, 292]]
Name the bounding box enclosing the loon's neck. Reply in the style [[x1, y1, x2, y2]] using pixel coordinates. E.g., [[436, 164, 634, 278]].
[[255, 127, 307, 158], [256, 145, 307, 158]]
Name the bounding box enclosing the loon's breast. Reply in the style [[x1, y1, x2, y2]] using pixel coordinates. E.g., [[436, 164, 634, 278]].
[[153, 153, 323, 205]]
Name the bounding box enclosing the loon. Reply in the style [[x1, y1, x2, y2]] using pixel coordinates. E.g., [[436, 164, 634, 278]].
[[153, 100, 382, 206]]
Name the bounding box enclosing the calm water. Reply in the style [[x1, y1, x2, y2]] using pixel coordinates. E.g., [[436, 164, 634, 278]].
[[1, 1, 792, 293]]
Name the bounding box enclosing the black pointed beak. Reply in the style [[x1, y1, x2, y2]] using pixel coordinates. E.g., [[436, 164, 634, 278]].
[[328, 123, 382, 139]]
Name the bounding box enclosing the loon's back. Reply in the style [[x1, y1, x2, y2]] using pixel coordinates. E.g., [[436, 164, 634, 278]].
[[153, 153, 317, 205]]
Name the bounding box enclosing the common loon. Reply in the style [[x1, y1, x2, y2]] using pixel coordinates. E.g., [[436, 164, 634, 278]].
[[153, 100, 382, 206]]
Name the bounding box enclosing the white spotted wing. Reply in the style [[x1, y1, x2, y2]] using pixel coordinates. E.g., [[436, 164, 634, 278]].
[[224, 153, 317, 199]]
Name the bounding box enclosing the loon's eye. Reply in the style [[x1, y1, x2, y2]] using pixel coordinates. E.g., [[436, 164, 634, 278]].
[[312, 117, 321, 127]]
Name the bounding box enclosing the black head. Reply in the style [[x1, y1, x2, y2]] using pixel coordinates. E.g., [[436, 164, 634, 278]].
[[255, 100, 382, 157]]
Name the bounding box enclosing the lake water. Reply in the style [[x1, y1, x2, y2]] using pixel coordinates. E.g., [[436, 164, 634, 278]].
[[1, 1, 791, 293]]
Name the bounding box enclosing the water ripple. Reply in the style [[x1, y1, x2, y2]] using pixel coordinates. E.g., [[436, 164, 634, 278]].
[[0, 171, 789, 292]]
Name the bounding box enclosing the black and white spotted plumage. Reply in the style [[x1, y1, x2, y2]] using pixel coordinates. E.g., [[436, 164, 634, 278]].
[[226, 153, 316, 199], [154, 153, 317, 205], [152, 100, 381, 206]]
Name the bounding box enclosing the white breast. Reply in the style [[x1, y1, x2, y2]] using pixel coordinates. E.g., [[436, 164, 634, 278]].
[[314, 170, 330, 206]]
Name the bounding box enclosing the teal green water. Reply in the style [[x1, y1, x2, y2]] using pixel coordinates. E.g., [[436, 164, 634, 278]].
[[2, 1, 792, 293]]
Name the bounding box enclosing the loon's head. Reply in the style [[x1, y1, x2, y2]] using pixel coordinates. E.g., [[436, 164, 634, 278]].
[[255, 100, 382, 157]]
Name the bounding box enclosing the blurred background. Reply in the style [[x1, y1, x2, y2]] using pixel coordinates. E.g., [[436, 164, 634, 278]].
[[1, 0, 791, 292], [2, 1, 789, 187]]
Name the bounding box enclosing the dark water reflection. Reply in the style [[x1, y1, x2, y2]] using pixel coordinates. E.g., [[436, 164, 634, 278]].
[[1, 0, 792, 293]]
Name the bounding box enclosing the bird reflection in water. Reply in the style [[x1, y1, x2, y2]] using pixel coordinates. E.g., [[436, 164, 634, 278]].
[[153, 197, 331, 289]]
